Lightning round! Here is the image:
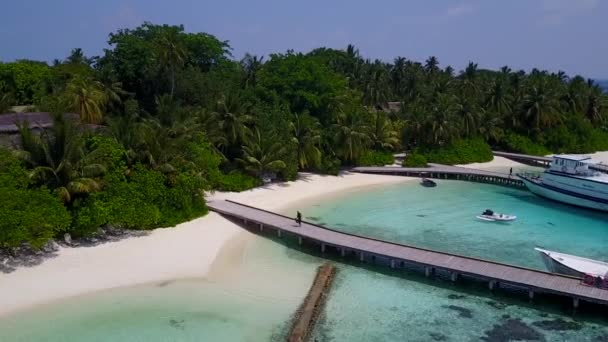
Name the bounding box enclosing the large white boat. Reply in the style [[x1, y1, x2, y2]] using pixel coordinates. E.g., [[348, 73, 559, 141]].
[[535, 247, 608, 278], [518, 155, 608, 212]]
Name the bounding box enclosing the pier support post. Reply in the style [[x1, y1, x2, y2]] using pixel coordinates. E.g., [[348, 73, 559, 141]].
[[489, 280, 497, 292], [425, 267, 434, 277], [259, 223, 263, 232], [528, 290, 535, 302], [390, 259, 395, 269], [298, 236, 302, 245], [359, 252, 365, 262], [277, 229, 281, 238], [321, 243, 326, 253], [573, 298, 579, 314], [341, 248, 346, 257], [450, 272, 458, 283]]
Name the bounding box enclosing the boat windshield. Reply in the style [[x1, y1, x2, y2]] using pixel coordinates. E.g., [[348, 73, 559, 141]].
[[483, 209, 494, 215]]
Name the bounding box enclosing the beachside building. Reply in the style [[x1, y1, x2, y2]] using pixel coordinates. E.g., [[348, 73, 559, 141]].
[[0, 112, 80, 147]]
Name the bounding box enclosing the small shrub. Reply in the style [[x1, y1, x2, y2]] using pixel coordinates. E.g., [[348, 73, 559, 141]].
[[423, 138, 493, 165], [0, 186, 71, 248], [357, 151, 394, 166], [214, 171, 261, 192], [502, 133, 551, 156], [317, 156, 341, 175], [403, 153, 428, 167]]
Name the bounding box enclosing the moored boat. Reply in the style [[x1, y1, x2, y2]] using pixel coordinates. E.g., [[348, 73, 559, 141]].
[[518, 155, 608, 212], [476, 209, 516, 222], [421, 178, 437, 187], [534, 247, 608, 278]]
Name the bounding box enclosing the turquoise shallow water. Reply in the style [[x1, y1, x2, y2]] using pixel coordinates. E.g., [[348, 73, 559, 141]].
[[0, 237, 320, 342], [312, 264, 608, 341], [303, 179, 608, 269], [3, 178, 608, 341]]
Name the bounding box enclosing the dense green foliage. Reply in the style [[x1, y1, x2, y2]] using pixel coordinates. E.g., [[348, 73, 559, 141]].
[[1, 22, 608, 249], [421, 138, 494, 165], [0, 148, 71, 248], [502, 133, 551, 156], [357, 151, 394, 166], [403, 153, 428, 167]]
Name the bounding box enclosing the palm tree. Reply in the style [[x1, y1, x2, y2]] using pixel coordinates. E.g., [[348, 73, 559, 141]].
[[155, 28, 188, 97], [485, 81, 512, 115], [290, 112, 322, 169], [194, 108, 228, 154], [17, 114, 105, 203], [213, 93, 253, 147], [561, 76, 586, 114], [367, 111, 400, 150], [66, 48, 92, 65], [63, 76, 108, 124], [478, 112, 504, 143], [460, 62, 479, 96], [521, 81, 562, 132], [430, 93, 459, 145], [155, 94, 179, 127], [241, 53, 264, 88], [362, 61, 390, 108], [585, 86, 607, 124], [455, 98, 481, 137], [424, 56, 440, 75], [391, 57, 407, 97], [332, 110, 370, 162], [236, 129, 287, 178]]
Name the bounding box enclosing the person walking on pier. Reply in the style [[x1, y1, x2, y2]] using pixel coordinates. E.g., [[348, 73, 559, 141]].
[[296, 211, 302, 226], [509, 167, 513, 178]]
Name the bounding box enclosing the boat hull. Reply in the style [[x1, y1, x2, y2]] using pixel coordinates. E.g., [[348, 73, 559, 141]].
[[536, 249, 584, 277], [519, 176, 608, 212]]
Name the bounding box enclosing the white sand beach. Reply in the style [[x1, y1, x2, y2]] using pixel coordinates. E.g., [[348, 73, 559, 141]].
[[0, 172, 413, 317], [456, 156, 526, 169], [0, 153, 576, 317]]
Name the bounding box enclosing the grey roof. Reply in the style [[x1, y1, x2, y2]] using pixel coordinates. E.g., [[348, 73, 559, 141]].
[[554, 154, 592, 162], [0, 112, 79, 133]]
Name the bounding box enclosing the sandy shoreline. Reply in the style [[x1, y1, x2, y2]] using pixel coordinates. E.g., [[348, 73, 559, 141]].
[[0, 152, 571, 317], [0, 172, 412, 317]]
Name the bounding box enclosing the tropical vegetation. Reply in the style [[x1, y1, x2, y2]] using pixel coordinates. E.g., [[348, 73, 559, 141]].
[[1, 22, 607, 249]]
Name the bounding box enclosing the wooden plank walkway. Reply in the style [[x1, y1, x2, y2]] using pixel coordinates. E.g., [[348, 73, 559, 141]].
[[352, 164, 525, 188], [208, 200, 608, 308], [493, 151, 552, 163]]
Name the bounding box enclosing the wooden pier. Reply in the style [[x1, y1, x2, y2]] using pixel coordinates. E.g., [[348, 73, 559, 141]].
[[492, 151, 552, 167], [352, 164, 526, 188], [208, 200, 608, 310]]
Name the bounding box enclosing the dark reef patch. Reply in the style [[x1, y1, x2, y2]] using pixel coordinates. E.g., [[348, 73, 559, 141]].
[[486, 300, 509, 310], [448, 294, 466, 300], [482, 319, 545, 342], [532, 318, 583, 331], [430, 332, 448, 341], [169, 319, 185, 330], [442, 305, 473, 318]]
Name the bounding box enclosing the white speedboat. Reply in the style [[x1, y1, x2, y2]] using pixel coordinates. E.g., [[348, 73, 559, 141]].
[[535, 247, 608, 278], [518, 155, 608, 212], [476, 209, 517, 222]]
